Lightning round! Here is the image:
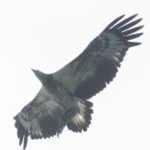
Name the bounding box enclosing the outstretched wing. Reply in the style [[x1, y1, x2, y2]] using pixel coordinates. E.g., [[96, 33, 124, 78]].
[[53, 14, 143, 99], [14, 87, 66, 150]]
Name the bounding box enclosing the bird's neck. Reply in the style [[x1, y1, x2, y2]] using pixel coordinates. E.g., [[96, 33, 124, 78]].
[[42, 74, 53, 87]]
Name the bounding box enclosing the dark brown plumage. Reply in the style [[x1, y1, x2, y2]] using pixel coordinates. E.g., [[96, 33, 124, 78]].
[[14, 14, 143, 150]]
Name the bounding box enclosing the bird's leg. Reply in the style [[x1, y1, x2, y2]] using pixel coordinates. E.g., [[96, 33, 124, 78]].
[[57, 109, 76, 137]]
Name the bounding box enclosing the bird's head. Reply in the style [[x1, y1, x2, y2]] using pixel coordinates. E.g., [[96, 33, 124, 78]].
[[31, 69, 51, 85]]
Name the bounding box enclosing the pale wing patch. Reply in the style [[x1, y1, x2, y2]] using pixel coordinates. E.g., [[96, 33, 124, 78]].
[[72, 113, 85, 125], [71, 101, 86, 126], [115, 52, 121, 56], [113, 56, 120, 62]]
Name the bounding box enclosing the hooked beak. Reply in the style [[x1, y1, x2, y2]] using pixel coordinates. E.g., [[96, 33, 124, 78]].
[[31, 68, 40, 79], [31, 68, 48, 84], [31, 68, 37, 73]]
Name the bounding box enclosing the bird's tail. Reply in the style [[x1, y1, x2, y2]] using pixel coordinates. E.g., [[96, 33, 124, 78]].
[[67, 100, 93, 132]]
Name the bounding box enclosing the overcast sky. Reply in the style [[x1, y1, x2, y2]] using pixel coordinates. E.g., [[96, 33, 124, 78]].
[[0, 0, 149, 150]]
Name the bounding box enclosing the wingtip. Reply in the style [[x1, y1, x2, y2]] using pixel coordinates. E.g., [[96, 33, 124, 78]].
[[131, 13, 138, 18], [120, 14, 126, 18], [138, 18, 143, 22], [104, 14, 125, 30], [127, 41, 142, 47]]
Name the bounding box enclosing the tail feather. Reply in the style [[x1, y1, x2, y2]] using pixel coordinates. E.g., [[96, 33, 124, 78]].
[[67, 100, 93, 132]]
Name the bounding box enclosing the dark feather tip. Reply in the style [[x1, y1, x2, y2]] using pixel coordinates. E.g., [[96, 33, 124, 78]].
[[127, 42, 142, 47], [104, 14, 125, 30]]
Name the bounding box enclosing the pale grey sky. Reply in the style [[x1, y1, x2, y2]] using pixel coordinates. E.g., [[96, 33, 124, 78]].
[[0, 0, 149, 150]]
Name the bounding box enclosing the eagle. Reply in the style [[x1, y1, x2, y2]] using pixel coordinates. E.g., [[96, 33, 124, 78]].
[[14, 14, 143, 150]]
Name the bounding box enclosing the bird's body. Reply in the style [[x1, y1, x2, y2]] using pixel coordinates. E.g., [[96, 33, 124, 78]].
[[14, 14, 143, 150]]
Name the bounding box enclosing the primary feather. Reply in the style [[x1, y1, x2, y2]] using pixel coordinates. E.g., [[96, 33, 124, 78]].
[[14, 14, 143, 150], [54, 14, 143, 99]]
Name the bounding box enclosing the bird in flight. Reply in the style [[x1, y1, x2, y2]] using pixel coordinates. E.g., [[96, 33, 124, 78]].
[[14, 14, 143, 150]]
